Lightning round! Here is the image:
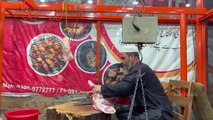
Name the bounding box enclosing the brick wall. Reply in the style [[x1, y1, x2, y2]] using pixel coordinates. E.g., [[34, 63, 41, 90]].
[[1, 94, 88, 120]]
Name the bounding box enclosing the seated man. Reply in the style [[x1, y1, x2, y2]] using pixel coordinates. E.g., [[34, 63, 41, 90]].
[[91, 52, 174, 120]]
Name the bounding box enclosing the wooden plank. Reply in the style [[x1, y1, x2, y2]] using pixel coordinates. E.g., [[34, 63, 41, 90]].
[[167, 80, 194, 120], [173, 111, 184, 120], [169, 80, 191, 89], [167, 93, 187, 106], [161, 82, 168, 90]]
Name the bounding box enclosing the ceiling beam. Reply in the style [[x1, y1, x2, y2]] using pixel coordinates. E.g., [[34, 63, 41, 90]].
[[2, 2, 206, 15], [5, 9, 13, 16], [199, 8, 213, 21], [23, 0, 38, 9], [5, 11, 197, 23]]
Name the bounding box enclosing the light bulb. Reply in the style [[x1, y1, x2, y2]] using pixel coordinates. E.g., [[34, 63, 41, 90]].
[[125, 14, 130, 17], [88, 0, 93, 4], [133, 1, 138, 5], [185, 3, 191, 7]]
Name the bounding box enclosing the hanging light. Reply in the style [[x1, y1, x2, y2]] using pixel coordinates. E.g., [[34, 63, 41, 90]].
[[125, 14, 130, 17], [133, 1, 138, 5], [185, 3, 191, 7], [88, 0, 93, 4], [40, 0, 45, 2]]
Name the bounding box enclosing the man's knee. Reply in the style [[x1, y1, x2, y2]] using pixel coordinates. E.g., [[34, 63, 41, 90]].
[[116, 107, 129, 120]]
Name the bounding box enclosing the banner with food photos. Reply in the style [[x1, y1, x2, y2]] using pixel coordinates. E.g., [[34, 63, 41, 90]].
[[2, 19, 103, 96], [2, 19, 196, 96]]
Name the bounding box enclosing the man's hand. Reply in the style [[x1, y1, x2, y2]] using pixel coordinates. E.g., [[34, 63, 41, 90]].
[[92, 85, 101, 94], [87, 91, 94, 99], [87, 85, 101, 101]]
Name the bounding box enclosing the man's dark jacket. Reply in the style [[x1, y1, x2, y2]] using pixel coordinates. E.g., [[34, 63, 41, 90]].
[[101, 62, 174, 120]]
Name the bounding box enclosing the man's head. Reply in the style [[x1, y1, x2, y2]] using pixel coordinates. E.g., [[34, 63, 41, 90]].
[[120, 52, 130, 66], [120, 52, 133, 72]]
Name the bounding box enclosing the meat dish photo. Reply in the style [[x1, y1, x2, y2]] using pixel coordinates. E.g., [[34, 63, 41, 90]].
[[60, 21, 92, 40], [27, 34, 68, 76], [75, 40, 107, 73]]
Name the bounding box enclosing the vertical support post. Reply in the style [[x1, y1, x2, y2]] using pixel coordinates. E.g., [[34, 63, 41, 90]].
[[97, 0, 102, 5], [95, 21, 101, 85], [180, 13, 187, 81], [196, 21, 207, 85], [95, 0, 102, 84], [180, 14, 188, 114], [0, 7, 5, 112], [196, 0, 206, 85]]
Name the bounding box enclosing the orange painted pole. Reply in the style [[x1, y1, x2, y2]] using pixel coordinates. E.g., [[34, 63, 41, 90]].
[[196, 20, 207, 85], [97, 0, 102, 5], [195, 20, 201, 83], [4, 11, 197, 23], [95, 0, 102, 84], [180, 14, 188, 115], [95, 22, 101, 85], [196, 0, 206, 85], [201, 22, 207, 86], [2, 2, 206, 15], [199, 8, 213, 22], [180, 13, 187, 81], [23, 0, 38, 9], [0, 7, 5, 113]]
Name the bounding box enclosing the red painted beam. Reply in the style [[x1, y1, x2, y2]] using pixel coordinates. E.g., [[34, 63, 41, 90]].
[[95, 21, 101, 84], [0, 8, 5, 113], [5, 9, 13, 15], [180, 14, 187, 81], [97, 0, 102, 5], [196, 0, 207, 85], [23, 0, 38, 9], [2, 2, 206, 15], [95, 0, 102, 84], [199, 8, 213, 22], [4, 11, 197, 23]]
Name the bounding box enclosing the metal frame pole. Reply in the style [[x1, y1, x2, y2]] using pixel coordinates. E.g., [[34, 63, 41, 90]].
[[180, 13, 187, 81], [0, 7, 5, 112]]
